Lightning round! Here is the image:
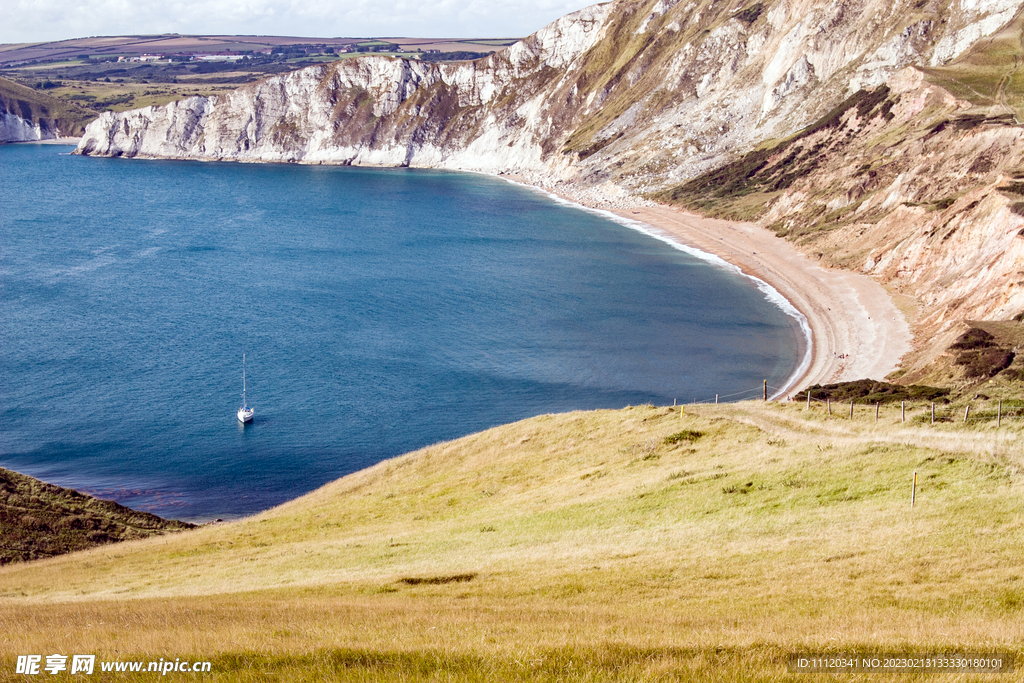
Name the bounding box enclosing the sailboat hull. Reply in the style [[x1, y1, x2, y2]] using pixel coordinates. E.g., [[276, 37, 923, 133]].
[[237, 407, 254, 423]]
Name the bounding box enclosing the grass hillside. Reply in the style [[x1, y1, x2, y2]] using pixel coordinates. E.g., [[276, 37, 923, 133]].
[[920, 5, 1024, 121], [0, 402, 1020, 681], [0, 76, 96, 136], [0, 467, 194, 565]]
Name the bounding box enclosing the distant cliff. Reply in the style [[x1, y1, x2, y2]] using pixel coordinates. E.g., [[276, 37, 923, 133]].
[[78, 0, 1014, 175], [0, 77, 94, 141], [76, 0, 1024, 377]]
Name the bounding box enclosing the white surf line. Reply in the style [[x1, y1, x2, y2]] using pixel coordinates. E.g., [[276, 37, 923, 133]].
[[494, 176, 813, 401]]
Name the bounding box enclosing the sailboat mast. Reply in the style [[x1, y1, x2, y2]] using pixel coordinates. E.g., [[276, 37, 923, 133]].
[[237, 353, 254, 423]]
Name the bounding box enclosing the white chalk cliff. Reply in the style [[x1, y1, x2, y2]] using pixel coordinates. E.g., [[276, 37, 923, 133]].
[[0, 112, 50, 142], [77, 0, 1017, 182]]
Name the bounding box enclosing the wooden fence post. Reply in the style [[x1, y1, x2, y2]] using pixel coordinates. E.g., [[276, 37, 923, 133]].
[[763, 380, 767, 401], [827, 399, 832, 416], [931, 402, 935, 424], [901, 401, 905, 423], [716, 394, 719, 405], [850, 401, 854, 420], [998, 400, 1002, 428], [911, 471, 917, 509], [806, 391, 811, 410], [964, 405, 970, 423], [875, 403, 879, 421]]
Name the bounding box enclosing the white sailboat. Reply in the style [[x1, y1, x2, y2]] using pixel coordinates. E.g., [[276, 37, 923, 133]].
[[237, 353, 254, 423]]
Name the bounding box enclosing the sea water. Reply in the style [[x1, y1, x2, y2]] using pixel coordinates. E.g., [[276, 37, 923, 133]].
[[0, 144, 803, 520]]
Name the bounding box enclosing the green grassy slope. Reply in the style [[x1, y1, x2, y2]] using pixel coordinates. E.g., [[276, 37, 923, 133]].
[[920, 5, 1024, 121], [0, 402, 1020, 681], [0, 467, 194, 565]]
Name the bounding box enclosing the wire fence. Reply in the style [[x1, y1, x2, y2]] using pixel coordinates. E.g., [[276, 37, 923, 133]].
[[672, 383, 1023, 427], [674, 381, 784, 405]]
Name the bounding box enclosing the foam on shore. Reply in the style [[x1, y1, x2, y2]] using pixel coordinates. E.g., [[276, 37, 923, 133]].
[[496, 176, 813, 400]]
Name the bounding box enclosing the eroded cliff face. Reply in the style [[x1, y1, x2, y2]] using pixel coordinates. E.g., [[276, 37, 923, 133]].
[[652, 19, 1024, 379], [77, 0, 1015, 183], [759, 70, 1024, 380], [75, 0, 1024, 378], [75, 4, 615, 171], [0, 112, 48, 142]]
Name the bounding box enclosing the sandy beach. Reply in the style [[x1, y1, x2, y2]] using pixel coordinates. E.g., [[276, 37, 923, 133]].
[[501, 172, 913, 397], [608, 206, 913, 396], [33, 137, 82, 145]]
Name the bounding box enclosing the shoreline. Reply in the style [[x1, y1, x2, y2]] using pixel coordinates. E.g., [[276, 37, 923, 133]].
[[613, 206, 912, 394], [48, 145, 912, 396], [500, 176, 912, 396], [6, 137, 83, 145]]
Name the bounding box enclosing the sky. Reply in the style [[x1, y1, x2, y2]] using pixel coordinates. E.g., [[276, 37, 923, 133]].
[[1, 0, 599, 44]]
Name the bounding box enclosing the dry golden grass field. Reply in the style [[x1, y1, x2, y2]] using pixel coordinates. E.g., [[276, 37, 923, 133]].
[[0, 401, 1021, 681]]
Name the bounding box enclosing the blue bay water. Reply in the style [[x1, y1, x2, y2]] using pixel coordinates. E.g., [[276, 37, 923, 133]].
[[0, 143, 803, 520]]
